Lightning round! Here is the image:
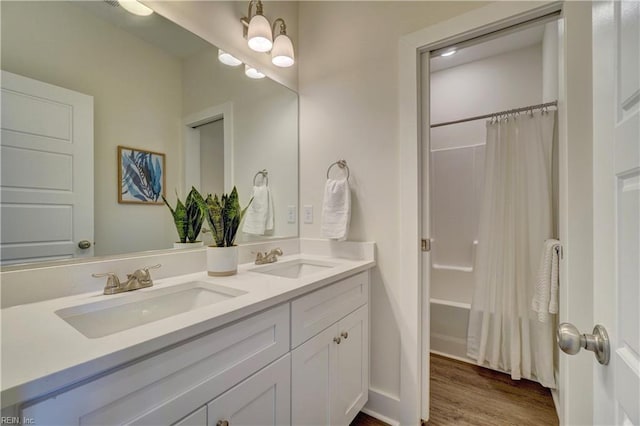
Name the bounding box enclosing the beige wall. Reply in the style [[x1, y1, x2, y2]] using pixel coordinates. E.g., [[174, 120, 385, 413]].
[[297, 0, 488, 404], [1, 1, 182, 256]]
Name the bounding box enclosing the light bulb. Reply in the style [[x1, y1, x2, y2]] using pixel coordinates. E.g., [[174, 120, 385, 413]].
[[118, 0, 153, 16], [440, 50, 456, 57], [271, 34, 295, 67], [245, 65, 265, 79], [247, 14, 273, 52], [218, 49, 242, 67]]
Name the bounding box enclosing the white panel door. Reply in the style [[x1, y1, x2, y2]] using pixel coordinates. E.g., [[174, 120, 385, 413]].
[[592, 1, 639, 424], [335, 305, 369, 426], [1, 70, 93, 264], [207, 354, 291, 426]]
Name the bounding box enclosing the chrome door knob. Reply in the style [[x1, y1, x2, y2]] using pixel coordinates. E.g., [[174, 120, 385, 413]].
[[557, 322, 610, 365]]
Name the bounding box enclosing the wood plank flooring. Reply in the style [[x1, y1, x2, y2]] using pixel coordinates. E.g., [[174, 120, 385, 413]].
[[350, 354, 558, 426]]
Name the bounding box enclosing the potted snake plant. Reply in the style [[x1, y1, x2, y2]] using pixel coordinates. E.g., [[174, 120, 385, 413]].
[[162, 187, 205, 249], [199, 187, 251, 276]]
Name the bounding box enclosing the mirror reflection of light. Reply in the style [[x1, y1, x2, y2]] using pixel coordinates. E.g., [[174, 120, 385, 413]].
[[244, 65, 265, 79], [440, 50, 456, 57], [218, 49, 243, 67], [118, 0, 154, 16]]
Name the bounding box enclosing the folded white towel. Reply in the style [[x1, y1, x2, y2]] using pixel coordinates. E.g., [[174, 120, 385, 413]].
[[242, 185, 274, 235], [321, 178, 351, 241], [532, 239, 561, 322]]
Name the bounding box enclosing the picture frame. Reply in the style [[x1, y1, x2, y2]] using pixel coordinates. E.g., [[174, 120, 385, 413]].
[[117, 146, 166, 204]]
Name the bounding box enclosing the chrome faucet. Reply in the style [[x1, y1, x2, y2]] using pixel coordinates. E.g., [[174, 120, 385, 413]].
[[255, 248, 283, 265], [92, 264, 161, 295]]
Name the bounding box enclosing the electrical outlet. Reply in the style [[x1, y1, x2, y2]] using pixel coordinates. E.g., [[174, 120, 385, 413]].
[[287, 205, 296, 224], [303, 205, 313, 224]]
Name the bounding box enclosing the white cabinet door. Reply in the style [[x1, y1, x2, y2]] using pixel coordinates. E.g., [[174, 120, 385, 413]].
[[335, 305, 369, 426], [291, 324, 338, 426], [291, 305, 369, 426], [173, 406, 207, 426], [207, 355, 291, 426], [1, 70, 94, 264]]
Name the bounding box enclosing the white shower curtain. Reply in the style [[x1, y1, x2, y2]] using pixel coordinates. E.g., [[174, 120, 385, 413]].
[[466, 110, 557, 388]]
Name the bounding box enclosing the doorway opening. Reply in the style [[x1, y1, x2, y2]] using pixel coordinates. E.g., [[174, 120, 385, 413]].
[[423, 15, 562, 425]]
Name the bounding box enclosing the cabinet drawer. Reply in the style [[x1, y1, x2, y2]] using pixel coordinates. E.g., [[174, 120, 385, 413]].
[[291, 271, 368, 348], [21, 304, 290, 426]]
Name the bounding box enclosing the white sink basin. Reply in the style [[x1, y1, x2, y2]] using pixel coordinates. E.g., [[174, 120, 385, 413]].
[[250, 259, 338, 279], [56, 282, 247, 339]]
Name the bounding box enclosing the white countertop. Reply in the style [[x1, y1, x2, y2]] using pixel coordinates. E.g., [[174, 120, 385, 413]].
[[1, 254, 375, 408]]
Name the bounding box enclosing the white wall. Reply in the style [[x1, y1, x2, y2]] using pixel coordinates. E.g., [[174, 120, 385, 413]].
[[146, 1, 298, 91], [182, 46, 299, 241], [1, 1, 181, 256], [199, 120, 225, 197], [430, 44, 543, 150], [297, 0, 489, 413], [542, 21, 559, 103]]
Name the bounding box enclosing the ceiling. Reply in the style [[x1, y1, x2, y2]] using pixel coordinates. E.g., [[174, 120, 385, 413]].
[[430, 24, 546, 73]]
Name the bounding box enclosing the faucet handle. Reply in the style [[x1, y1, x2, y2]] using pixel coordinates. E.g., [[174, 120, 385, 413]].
[[134, 264, 161, 285], [144, 264, 162, 272], [92, 272, 121, 294]]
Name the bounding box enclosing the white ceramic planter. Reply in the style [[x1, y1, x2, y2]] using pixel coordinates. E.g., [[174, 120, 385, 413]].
[[173, 241, 204, 249], [206, 246, 238, 276]]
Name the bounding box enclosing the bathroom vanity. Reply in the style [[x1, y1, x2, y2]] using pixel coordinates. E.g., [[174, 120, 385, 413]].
[[1, 247, 374, 426]]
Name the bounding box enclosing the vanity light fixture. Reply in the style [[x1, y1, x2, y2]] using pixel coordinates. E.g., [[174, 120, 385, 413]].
[[440, 49, 457, 57], [218, 49, 243, 67], [241, 0, 295, 67], [245, 65, 265, 79], [118, 0, 153, 16]]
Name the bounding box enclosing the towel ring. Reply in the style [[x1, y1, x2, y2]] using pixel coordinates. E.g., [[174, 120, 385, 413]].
[[253, 169, 268, 186], [326, 160, 350, 180]]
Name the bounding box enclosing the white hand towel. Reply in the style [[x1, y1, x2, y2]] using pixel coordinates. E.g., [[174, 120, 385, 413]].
[[532, 239, 560, 322], [321, 178, 351, 241], [242, 185, 274, 235]]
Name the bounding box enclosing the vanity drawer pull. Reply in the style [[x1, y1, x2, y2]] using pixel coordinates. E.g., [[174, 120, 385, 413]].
[[341, 331, 349, 339], [333, 336, 341, 344], [217, 420, 229, 426]]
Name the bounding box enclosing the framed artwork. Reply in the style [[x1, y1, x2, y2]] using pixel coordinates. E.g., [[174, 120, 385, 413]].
[[118, 146, 166, 204]]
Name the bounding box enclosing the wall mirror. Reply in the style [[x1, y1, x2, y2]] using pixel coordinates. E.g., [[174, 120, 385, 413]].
[[0, 1, 299, 268]]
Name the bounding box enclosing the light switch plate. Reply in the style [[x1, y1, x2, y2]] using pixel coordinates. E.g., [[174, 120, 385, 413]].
[[287, 205, 296, 224], [303, 205, 313, 224]]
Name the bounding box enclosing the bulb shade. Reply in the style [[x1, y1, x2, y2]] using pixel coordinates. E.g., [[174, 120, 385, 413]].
[[271, 34, 295, 67], [247, 14, 273, 52], [245, 65, 265, 79], [218, 49, 242, 67], [118, 0, 153, 16]]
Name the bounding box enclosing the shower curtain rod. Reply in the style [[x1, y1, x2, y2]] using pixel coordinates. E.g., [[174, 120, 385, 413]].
[[430, 100, 558, 128]]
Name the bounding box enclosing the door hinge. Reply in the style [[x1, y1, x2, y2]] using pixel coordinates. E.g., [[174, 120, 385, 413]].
[[421, 238, 431, 252]]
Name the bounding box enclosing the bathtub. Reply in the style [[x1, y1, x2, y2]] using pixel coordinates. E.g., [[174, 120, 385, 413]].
[[430, 264, 475, 363]]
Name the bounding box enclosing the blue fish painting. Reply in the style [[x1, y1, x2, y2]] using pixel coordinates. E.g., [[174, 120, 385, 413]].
[[118, 146, 165, 204]]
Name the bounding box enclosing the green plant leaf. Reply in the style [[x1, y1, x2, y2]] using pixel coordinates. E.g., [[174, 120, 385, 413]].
[[162, 190, 187, 243], [199, 187, 252, 247], [185, 187, 205, 243]]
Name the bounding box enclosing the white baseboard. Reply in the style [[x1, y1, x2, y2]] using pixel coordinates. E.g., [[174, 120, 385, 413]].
[[363, 388, 400, 426]]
